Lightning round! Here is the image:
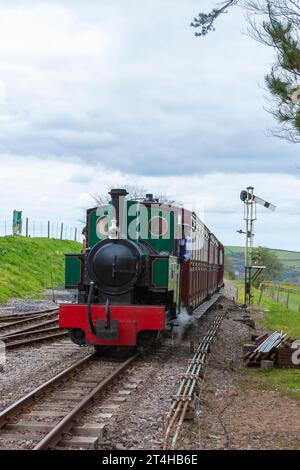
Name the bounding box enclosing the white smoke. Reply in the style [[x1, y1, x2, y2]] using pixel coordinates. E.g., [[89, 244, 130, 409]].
[[173, 306, 198, 342]]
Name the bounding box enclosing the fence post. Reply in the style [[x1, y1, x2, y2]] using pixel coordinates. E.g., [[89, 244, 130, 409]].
[[25, 218, 29, 237], [74, 228, 77, 242], [47, 221, 50, 239], [60, 223, 64, 240], [286, 291, 290, 309], [258, 285, 264, 305], [276, 286, 280, 302]]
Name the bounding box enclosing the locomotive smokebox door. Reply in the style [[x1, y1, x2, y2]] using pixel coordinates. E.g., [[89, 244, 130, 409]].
[[96, 319, 119, 340]]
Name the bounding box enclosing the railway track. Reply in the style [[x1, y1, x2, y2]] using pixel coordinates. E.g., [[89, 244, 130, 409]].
[[0, 309, 67, 349], [1, 327, 68, 350], [0, 351, 141, 450], [0, 307, 59, 324], [0, 310, 59, 333]]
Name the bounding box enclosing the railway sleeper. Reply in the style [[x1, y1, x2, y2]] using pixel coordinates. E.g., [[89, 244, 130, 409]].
[[55, 436, 99, 450]]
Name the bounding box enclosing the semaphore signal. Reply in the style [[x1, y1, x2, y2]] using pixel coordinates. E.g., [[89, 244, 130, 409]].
[[238, 186, 277, 306]]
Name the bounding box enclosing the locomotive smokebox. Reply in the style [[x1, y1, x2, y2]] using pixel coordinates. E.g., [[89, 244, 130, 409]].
[[108, 188, 128, 238], [87, 239, 143, 295]]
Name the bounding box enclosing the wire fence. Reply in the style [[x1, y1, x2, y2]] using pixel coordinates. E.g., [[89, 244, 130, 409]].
[[259, 282, 300, 312], [0, 218, 83, 242]]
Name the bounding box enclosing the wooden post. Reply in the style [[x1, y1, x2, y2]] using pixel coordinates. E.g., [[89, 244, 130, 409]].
[[258, 285, 264, 305], [276, 286, 280, 302], [74, 227, 77, 242], [25, 218, 29, 237], [47, 221, 50, 239], [286, 291, 290, 309], [60, 223, 64, 240]]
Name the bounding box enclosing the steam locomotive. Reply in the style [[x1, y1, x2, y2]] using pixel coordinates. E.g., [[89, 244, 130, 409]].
[[59, 189, 224, 351]]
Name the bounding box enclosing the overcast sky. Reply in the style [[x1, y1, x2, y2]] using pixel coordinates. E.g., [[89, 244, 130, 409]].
[[0, 0, 299, 249]]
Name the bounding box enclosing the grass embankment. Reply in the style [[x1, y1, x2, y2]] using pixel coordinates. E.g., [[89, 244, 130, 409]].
[[229, 279, 300, 401], [0, 236, 81, 303], [231, 280, 300, 338]]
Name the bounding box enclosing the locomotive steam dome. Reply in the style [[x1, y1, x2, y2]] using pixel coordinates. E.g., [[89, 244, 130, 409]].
[[87, 239, 143, 295]]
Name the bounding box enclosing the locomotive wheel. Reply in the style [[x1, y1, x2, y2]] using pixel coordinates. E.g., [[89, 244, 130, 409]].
[[69, 328, 86, 345]]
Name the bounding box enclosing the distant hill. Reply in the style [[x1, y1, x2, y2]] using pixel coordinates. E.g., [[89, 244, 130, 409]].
[[225, 246, 300, 285], [0, 236, 81, 303]]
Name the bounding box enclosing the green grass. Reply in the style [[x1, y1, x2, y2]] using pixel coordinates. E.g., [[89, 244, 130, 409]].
[[231, 280, 300, 338], [239, 369, 300, 401], [229, 279, 300, 400], [0, 236, 81, 303]]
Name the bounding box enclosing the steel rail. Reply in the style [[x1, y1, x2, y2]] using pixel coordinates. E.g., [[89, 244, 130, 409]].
[[0, 318, 58, 340], [34, 352, 140, 450], [0, 307, 59, 323], [163, 313, 225, 450], [0, 314, 39, 324], [2, 324, 60, 341], [5, 330, 68, 349], [0, 310, 59, 332], [0, 353, 96, 428]]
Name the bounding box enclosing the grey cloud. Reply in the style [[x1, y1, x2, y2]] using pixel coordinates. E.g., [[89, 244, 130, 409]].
[[68, 174, 94, 184], [0, 0, 299, 176]]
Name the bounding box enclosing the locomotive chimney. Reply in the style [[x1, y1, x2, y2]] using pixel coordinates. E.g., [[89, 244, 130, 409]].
[[108, 188, 129, 238]]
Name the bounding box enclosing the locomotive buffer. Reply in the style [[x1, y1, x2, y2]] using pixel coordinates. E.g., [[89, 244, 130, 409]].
[[239, 187, 276, 306]]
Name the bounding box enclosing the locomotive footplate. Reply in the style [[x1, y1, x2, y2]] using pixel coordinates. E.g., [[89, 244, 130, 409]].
[[96, 319, 119, 340]]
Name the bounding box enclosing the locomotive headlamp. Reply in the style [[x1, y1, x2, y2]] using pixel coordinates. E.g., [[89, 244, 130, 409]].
[[109, 218, 119, 239]]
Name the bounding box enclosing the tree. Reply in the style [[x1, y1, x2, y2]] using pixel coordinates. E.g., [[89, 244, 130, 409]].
[[191, 1, 300, 142], [91, 185, 177, 206], [91, 184, 147, 206], [251, 246, 283, 286]]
